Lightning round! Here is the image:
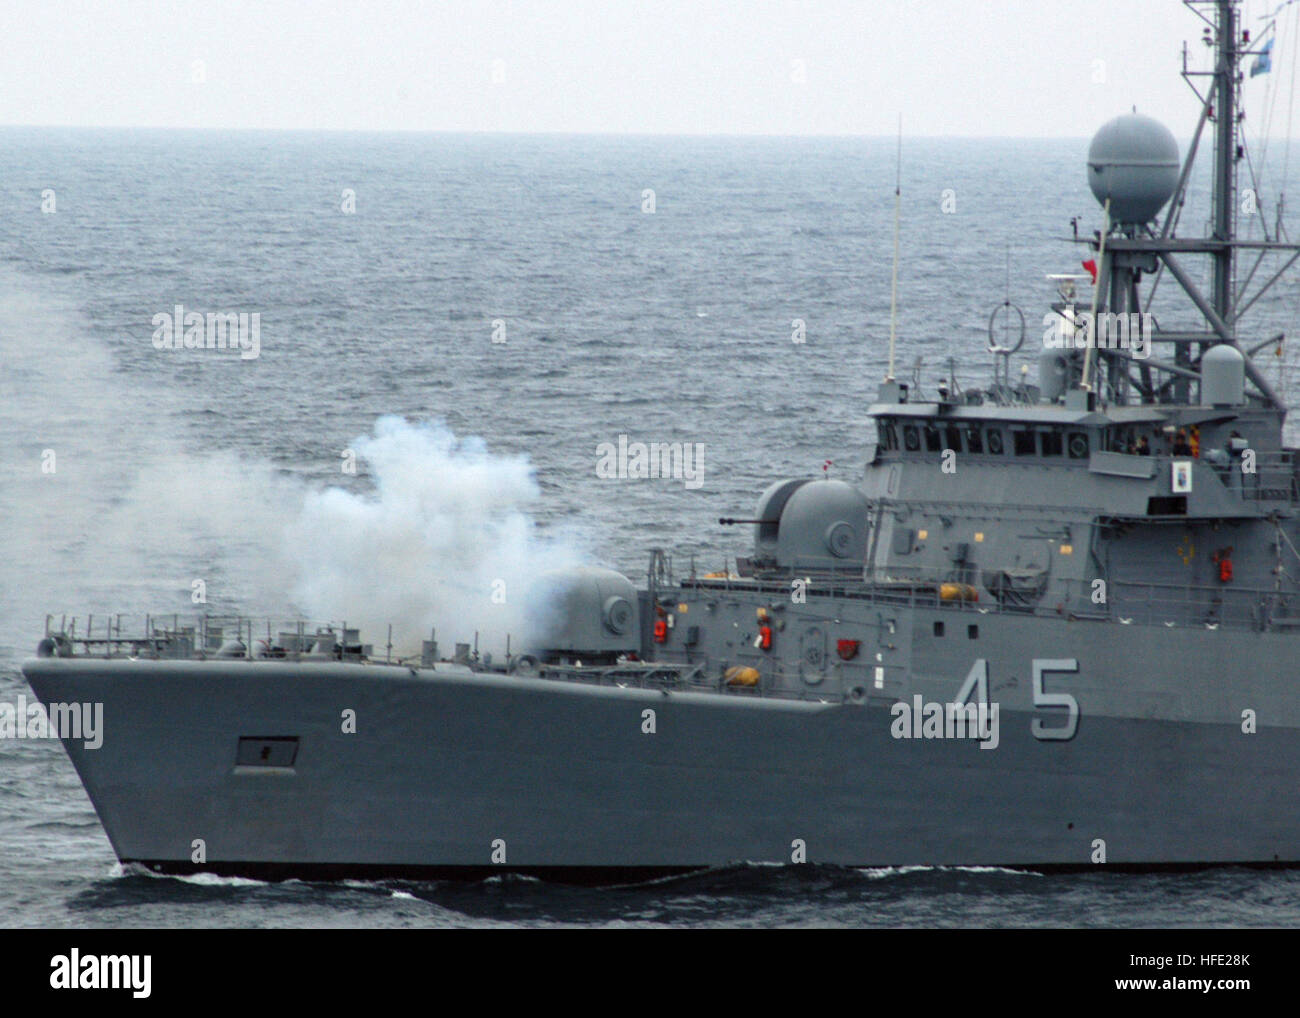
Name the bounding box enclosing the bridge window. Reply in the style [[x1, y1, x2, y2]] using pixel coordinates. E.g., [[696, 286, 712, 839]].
[[1014, 430, 1036, 456], [965, 425, 983, 453], [903, 424, 920, 451], [1068, 432, 1090, 459], [945, 424, 963, 453], [986, 429, 1005, 454], [1041, 430, 1063, 456], [878, 420, 897, 450], [924, 425, 943, 452]]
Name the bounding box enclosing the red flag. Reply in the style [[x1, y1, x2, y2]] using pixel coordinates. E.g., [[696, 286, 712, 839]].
[[1082, 259, 1098, 283]]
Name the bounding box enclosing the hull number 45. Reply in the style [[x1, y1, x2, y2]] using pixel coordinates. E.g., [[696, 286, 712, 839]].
[[956, 658, 1079, 741]]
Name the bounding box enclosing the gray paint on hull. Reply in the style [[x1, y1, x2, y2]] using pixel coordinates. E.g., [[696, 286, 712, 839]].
[[21, 632, 1296, 872]]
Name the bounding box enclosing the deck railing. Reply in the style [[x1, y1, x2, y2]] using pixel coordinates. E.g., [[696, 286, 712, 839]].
[[1206, 449, 1299, 504], [40, 614, 381, 662], [678, 562, 1299, 632]]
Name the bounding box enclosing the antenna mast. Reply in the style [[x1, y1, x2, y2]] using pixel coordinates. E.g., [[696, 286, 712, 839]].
[[886, 115, 902, 382], [1068, 0, 1290, 410], [1211, 0, 1237, 325]]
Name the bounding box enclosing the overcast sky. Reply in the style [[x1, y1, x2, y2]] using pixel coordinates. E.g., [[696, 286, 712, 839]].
[[0, 1, 1294, 137]]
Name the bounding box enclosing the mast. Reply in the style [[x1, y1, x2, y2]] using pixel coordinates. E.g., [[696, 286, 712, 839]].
[[1212, 0, 1237, 327], [1065, 0, 1292, 411]]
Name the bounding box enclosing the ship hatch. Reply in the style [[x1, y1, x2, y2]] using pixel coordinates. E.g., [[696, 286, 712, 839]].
[[235, 736, 299, 768]]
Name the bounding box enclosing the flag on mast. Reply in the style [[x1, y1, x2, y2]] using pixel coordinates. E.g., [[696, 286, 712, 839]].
[[1252, 38, 1274, 77]]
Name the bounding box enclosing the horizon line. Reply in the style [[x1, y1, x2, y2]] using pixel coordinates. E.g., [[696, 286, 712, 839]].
[[0, 123, 1174, 142]]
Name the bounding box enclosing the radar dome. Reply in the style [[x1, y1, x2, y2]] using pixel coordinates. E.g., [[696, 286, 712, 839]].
[[1201, 343, 1245, 406], [1087, 114, 1180, 225]]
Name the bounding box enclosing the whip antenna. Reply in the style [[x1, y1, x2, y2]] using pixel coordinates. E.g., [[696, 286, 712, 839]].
[[886, 116, 902, 381]]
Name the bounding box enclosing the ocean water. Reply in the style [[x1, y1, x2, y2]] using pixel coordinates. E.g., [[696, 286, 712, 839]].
[[2, 129, 1300, 927]]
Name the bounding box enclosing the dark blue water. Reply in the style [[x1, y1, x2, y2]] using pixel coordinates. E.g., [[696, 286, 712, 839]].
[[2, 129, 1299, 926]]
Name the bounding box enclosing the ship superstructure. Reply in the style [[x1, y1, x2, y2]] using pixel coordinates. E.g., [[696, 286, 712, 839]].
[[22, 1, 1300, 878]]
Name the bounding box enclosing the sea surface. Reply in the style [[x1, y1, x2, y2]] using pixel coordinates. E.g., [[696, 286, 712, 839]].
[[2, 129, 1300, 927]]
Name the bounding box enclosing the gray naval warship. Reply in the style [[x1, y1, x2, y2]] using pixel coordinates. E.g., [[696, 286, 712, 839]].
[[22, 0, 1300, 879]]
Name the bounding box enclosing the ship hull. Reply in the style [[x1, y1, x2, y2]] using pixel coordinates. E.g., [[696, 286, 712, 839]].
[[21, 615, 1300, 878]]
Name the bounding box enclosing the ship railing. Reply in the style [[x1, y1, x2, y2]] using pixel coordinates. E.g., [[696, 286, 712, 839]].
[[41, 612, 907, 705], [1205, 449, 1298, 504], [561, 656, 886, 705], [686, 564, 1001, 609], [877, 569, 1298, 631], [1059, 578, 1299, 631], [680, 564, 1299, 632], [540, 660, 709, 690], [40, 614, 385, 662]]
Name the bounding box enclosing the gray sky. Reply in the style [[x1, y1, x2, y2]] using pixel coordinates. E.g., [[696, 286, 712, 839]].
[[0, 1, 1294, 136]]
